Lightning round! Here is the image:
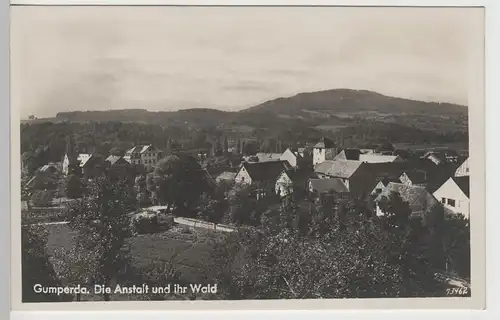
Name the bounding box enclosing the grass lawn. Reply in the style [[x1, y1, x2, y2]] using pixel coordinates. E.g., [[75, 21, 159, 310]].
[[44, 224, 222, 287]]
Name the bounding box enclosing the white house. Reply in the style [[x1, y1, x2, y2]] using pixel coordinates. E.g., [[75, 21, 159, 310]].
[[62, 152, 92, 175], [124, 145, 163, 168], [312, 137, 338, 166], [454, 157, 470, 177], [275, 169, 310, 197], [275, 171, 294, 197], [432, 176, 470, 219], [234, 160, 289, 186], [280, 147, 308, 168]]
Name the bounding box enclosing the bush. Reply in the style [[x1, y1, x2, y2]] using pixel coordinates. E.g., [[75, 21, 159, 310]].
[[180, 226, 192, 234], [130, 212, 159, 235], [158, 214, 175, 229], [30, 190, 53, 207]]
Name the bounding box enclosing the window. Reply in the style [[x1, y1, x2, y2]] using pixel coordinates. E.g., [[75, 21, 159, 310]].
[[466, 167, 469, 173], [375, 188, 382, 193], [153, 153, 156, 157], [441, 198, 446, 204], [448, 199, 456, 207]]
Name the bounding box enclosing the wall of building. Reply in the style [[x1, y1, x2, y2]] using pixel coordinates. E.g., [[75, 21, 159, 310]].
[[433, 178, 470, 219], [275, 173, 293, 197], [313, 148, 324, 166], [234, 166, 252, 185], [455, 158, 470, 177]]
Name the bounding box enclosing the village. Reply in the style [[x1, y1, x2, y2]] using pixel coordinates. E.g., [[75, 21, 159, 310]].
[[22, 135, 470, 223]]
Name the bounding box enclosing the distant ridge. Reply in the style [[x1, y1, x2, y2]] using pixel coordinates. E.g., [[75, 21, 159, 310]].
[[242, 89, 467, 116], [24, 89, 467, 132]]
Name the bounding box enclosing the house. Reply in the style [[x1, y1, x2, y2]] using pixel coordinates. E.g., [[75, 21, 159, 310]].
[[62, 152, 93, 175], [375, 182, 439, 218], [454, 157, 470, 177], [308, 178, 349, 198], [275, 169, 311, 198], [124, 145, 163, 168], [215, 171, 237, 184], [254, 152, 283, 163], [399, 170, 428, 187], [313, 160, 370, 195], [312, 137, 338, 165], [234, 160, 290, 186], [280, 147, 310, 168], [422, 151, 459, 166], [80, 154, 107, 179], [335, 149, 404, 164], [297, 145, 313, 158], [105, 155, 129, 167], [370, 178, 400, 197], [432, 176, 470, 219], [421, 151, 446, 165]]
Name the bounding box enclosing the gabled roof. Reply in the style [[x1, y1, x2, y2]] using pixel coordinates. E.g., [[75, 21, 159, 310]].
[[241, 160, 289, 183], [452, 176, 470, 197], [314, 160, 363, 179], [313, 137, 336, 149], [105, 155, 124, 166], [127, 145, 157, 154], [77, 154, 92, 167], [334, 149, 361, 161], [422, 151, 447, 163], [216, 171, 237, 182], [309, 178, 349, 194], [375, 182, 439, 213], [283, 148, 303, 159]]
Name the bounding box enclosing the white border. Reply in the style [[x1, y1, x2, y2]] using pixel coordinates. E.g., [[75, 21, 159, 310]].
[[5, 0, 500, 319]]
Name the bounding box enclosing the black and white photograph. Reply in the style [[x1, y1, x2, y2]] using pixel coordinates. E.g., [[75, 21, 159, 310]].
[[10, 4, 485, 308]]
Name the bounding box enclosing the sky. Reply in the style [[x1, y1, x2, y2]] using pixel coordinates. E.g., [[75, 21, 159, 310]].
[[10, 6, 482, 119]]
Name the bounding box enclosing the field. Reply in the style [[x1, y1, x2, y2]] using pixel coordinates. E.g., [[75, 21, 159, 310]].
[[44, 223, 224, 300], [393, 142, 469, 152]]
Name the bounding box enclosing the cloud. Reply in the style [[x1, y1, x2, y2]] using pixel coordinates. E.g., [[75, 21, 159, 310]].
[[10, 6, 480, 118]]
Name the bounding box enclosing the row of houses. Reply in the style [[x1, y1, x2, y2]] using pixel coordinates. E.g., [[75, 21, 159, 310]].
[[61, 144, 164, 176], [220, 137, 471, 220]]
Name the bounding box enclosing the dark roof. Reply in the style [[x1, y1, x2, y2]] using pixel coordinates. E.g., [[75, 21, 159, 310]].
[[313, 137, 336, 149], [309, 178, 349, 194], [376, 182, 439, 214], [314, 160, 363, 179], [242, 160, 290, 183], [377, 177, 401, 187], [335, 149, 361, 161], [281, 168, 312, 183], [452, 176, 470, 197], [403, 170, 428, 184]]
